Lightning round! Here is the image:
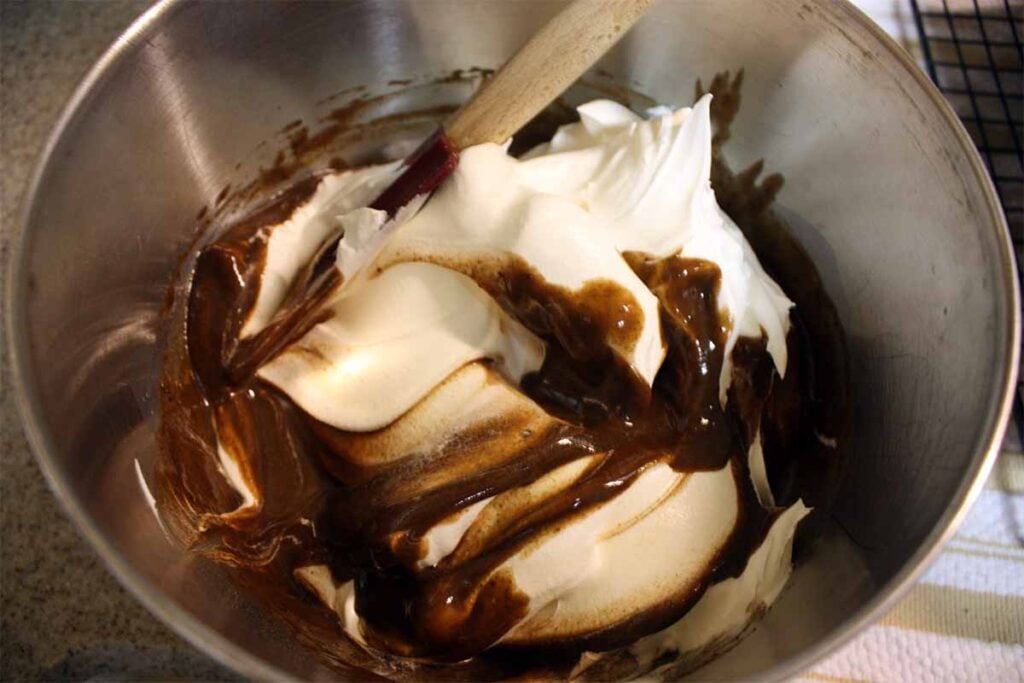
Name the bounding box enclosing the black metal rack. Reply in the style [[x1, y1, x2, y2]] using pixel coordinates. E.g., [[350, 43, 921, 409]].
[[910, 0, 1023, 447]]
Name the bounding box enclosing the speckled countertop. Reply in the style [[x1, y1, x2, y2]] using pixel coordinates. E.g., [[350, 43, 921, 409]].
[[0, 2, 231, 679]]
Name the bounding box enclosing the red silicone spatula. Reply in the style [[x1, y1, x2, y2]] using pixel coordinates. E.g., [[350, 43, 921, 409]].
[[230, 0, 655, 380]]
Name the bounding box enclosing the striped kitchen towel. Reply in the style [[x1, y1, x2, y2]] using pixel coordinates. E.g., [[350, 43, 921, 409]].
[[798, 451, 1024, 681]]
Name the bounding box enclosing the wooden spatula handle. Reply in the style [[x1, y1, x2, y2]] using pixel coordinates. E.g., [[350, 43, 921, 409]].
[[444, 0, 655, 150]]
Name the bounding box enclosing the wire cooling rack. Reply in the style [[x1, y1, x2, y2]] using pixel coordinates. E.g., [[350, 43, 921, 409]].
[[910, 0, 1022, 245], [909, 0, 1023, 446]]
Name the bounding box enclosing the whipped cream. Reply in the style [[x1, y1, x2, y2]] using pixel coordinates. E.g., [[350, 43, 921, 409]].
[[241, 162, 400, 338], [296, 467, 807, 668], [336, 94, 792, 400], [519, 95, 792, 397], [218, 94, 805, 672], [259, 262, 544, 431]]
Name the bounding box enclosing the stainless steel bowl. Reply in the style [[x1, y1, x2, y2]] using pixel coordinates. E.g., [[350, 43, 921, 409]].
[[7, 0, 1018, 679]]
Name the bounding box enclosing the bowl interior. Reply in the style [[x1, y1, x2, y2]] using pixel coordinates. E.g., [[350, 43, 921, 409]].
[[9, 0, 1015, 680]]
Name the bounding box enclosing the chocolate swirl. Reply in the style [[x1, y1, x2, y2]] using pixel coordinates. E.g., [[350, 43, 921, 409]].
[[155, 73, 848, 680]]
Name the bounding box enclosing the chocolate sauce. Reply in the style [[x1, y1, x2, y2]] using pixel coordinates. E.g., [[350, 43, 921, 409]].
[[155, 72, 849, 680]]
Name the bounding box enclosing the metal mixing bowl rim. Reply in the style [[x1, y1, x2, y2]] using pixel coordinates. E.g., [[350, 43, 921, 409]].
[[5, 0, 1019, 680]]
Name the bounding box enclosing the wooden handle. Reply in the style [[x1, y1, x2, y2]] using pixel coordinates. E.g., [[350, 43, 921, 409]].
[[444, 0, 655, 149]]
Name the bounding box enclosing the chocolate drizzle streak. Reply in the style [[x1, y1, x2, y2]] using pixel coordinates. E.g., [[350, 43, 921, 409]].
[[699, 70, 851, 508], [155, 73, 849, 680]]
